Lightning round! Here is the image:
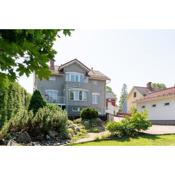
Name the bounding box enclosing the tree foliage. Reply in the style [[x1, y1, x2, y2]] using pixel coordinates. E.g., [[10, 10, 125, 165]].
[[119, 84, 128, 112], [28, 90, 46, 114], [0, 29, 73, 80], [151, 83, 166, 90], [106, 86, 117, 98]]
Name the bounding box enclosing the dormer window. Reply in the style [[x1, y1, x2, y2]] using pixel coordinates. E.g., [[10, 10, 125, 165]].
[[133, 92, 137, 98], [65, 72, 84, 82]]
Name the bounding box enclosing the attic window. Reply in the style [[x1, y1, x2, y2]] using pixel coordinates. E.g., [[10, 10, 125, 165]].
[[143, 94, 146, 97], [164, 102, 170, 106], [142, 105, 146, 109], [133, 92, 137, 98], [152, 104, 156, 107]]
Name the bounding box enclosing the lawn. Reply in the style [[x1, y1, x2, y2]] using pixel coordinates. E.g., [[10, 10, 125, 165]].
[[71, 134, 175, 146]]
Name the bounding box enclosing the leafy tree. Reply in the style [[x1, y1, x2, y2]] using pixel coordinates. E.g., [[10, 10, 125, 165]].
[[28, 90, 46, 114], [119, 84, 128, 112], [106, 86, 117, 98], [0, 29, 73, 80], [152, 83, 166, 90]]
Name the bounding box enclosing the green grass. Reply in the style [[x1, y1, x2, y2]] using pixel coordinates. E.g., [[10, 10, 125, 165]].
[[71, 134, 175, 146]]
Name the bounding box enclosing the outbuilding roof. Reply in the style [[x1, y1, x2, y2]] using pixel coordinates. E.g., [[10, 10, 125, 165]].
[[137, 87, 175, 102]]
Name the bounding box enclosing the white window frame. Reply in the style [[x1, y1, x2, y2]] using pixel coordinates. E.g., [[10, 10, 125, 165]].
[[45, 89, 58, 102], [65, 72, 84, 82], [72, 107, 81, 112], [92, 93, 100, 104], [69, 88, 88, 101]]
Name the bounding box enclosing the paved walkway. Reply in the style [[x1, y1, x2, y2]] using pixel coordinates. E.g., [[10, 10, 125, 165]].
[[75, 125, 175, 143], [144, 125, 175, 135]]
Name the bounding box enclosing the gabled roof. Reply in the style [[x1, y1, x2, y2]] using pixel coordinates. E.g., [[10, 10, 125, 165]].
[[137, 87, 175, 102], [128, 86, 152, 98], [50, 58, 110, 81], [133, 86, 152, 96], [59, 58, 90, 72], [88, 69, 110, 81]]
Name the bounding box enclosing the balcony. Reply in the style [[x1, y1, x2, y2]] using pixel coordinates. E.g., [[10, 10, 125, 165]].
[[45, 95, 66, 104]]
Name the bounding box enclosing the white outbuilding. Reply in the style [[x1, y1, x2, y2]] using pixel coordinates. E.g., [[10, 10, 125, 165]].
[[136, 87, 175, 125]]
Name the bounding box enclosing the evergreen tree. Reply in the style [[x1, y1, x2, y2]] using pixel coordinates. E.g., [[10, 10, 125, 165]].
[[119, 84, 128, 112], [28, 90, 46, 114]]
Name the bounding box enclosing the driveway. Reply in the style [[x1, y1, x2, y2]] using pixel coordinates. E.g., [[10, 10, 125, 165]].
[[144, 125, 175, 135]]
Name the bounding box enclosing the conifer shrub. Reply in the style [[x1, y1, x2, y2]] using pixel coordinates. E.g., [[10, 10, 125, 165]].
[[28, 90, 46, 114]]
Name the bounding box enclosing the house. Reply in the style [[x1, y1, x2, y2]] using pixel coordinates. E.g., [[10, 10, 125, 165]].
[[136, 87, 175, 125], [127, 82, 154, 112], [34, 58, 110, 118], [106, 90, 118, 116]]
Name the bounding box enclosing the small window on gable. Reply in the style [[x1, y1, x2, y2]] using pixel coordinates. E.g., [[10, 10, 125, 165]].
[[152, 104, 156, 107], [164, 102, 170, 106], [142, 105, 146, 109], [133, 92, 137, 98]]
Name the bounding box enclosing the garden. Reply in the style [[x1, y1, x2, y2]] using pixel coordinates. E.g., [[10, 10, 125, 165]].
[[1, 78, 175, 146]]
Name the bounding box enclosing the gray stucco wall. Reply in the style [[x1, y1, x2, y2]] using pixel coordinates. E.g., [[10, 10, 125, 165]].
[[35, 63, 106, 117]]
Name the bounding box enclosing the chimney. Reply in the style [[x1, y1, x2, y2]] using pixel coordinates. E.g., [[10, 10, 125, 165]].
[[147, 82, 153, 91], [50, 60, 55, 70]]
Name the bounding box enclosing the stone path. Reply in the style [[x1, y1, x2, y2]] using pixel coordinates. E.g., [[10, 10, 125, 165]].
[[75, 131, 109, 144]]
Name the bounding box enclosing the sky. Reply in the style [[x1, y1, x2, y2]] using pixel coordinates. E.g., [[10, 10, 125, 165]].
[[18, 30, 175, 101]]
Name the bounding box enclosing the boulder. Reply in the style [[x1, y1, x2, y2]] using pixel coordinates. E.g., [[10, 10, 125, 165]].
[[48, 130, 58, 138], [75, 127, 81, 132], [7, 139, 20, 146], [15, 132, 32, 144]]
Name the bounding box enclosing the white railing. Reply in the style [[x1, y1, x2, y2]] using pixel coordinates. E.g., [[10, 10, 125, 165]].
[[45, 95, 66, 104]]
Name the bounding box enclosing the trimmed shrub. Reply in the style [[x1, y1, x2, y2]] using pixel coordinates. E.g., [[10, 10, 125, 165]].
[[107, 110, 151, 137], [28, 90, 46, 114], [80, 107, 98, 120]]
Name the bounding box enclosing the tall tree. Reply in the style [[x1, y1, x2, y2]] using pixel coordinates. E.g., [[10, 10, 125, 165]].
[[119, 84, 128, 112], [0, 29, 73, 80]]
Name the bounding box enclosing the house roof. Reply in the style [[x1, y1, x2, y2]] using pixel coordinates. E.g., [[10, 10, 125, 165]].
[[133, 86, 152, 96], [59, 58, 90, 72], [88, 69, 110, 81], [137, 87, 175, 102], [50, 58, 110, 81]]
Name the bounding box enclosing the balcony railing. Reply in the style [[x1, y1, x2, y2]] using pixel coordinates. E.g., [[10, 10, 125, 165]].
[[45, 95, 66, 104]]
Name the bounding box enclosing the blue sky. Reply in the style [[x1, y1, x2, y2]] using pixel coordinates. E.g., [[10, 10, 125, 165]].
[[18, 30, 175, 100]]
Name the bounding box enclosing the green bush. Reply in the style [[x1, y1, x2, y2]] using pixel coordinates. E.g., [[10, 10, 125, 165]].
[[80, 107, 98, 120], [0, 109, 33, 139], [28, 90, 46, 114], [0, 106, 69, 140], [107, 110, 151, 137]]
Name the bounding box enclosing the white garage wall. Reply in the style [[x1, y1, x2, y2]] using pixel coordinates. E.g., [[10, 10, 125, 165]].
[[137, 96, 175, 120]]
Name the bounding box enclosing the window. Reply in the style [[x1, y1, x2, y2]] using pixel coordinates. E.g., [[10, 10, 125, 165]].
[[72, 107, 81, 112], [133, 92, 137, 98], [49, 76, 56, 81], [69, 89, 88, 101], [45, 90, 58, 103], [65, 72, 84, 82], [142, 105, 146, 109], [164, 102, 170, 106], [152, 104, 156, 107], [92, 93, 100, 104]]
